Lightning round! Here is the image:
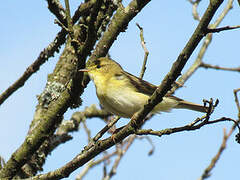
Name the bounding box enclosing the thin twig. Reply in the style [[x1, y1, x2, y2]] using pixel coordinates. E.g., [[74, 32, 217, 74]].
[[76, 159, 95, 180], [136, 23, 149, 79], [76, 151, 117, 180], [135, 117, 239, 137], [102, 145, 122, 180], [233, 89, 240, 143], [212, 0, 233, 27], [83, 116, 121, 152], [188, 0, 202, 21], [200, 62, 240, 72], [93, 116, 120, 142], [83, 120, 92, 142], [206, 25, 240, 34], [233, 88, 240, 112], [103, 136, 136, 180]]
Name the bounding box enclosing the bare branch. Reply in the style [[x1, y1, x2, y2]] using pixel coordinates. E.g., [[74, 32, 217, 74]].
[[234, 88, 240, 112], [103, 136, 136, 180], [135, 117, 239, 138], [206, 25, 240, 34], [213, 0, 233, 27], [76, 160, 95, 180], [83, 120, 92, 142], [136, 23, 149, 79], [76, 151, 117, 180], [188, 0, 202, 21], [88, 116, 120, 148], [200, 62, 240, 72], [103, 145, 123, 180]]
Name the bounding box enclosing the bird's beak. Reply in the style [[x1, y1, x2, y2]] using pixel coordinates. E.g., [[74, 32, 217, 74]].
[[79, 69, 89, 72]]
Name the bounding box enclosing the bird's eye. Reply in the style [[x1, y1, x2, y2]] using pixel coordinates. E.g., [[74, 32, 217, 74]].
[[96, 64, 101, 69]]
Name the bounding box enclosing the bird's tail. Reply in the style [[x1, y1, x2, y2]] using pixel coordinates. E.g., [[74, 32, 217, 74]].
[[175, 100, 207, 113]]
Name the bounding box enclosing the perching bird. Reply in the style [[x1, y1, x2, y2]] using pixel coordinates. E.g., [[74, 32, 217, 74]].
[[80, 57, 207, 118]]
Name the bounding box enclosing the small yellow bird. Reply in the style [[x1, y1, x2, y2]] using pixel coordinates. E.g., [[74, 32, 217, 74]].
[[80, 57, 207, 118]]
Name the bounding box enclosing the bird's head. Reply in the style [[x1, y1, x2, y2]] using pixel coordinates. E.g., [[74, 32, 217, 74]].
[[80, 57, 123, 82]]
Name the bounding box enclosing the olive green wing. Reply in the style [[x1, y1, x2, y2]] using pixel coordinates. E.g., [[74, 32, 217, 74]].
[[122, 71, 207, 113], [123, 71, 157, 96]]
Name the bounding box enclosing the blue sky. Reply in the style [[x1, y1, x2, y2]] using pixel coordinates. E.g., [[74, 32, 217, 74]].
[[0, 0, 240, 180]]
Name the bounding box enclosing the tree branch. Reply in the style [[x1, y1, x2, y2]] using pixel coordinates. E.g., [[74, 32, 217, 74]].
[[200, 62, 240, 72], [136, 23, 149, 79], [188, 0, 202, 21], [135, 117, 238, 137], [206, 25, 240, 34]]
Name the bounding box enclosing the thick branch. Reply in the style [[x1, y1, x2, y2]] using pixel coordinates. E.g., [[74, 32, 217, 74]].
[[17, 105, 110, 177]]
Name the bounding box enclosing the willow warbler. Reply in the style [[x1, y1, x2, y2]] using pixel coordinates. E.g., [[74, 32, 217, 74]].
[[81, 57, 207, 118]]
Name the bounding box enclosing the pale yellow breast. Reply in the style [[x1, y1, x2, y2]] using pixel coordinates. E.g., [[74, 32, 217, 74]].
[[92, 73, 179, 118], [94, 75, 147, 118]]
